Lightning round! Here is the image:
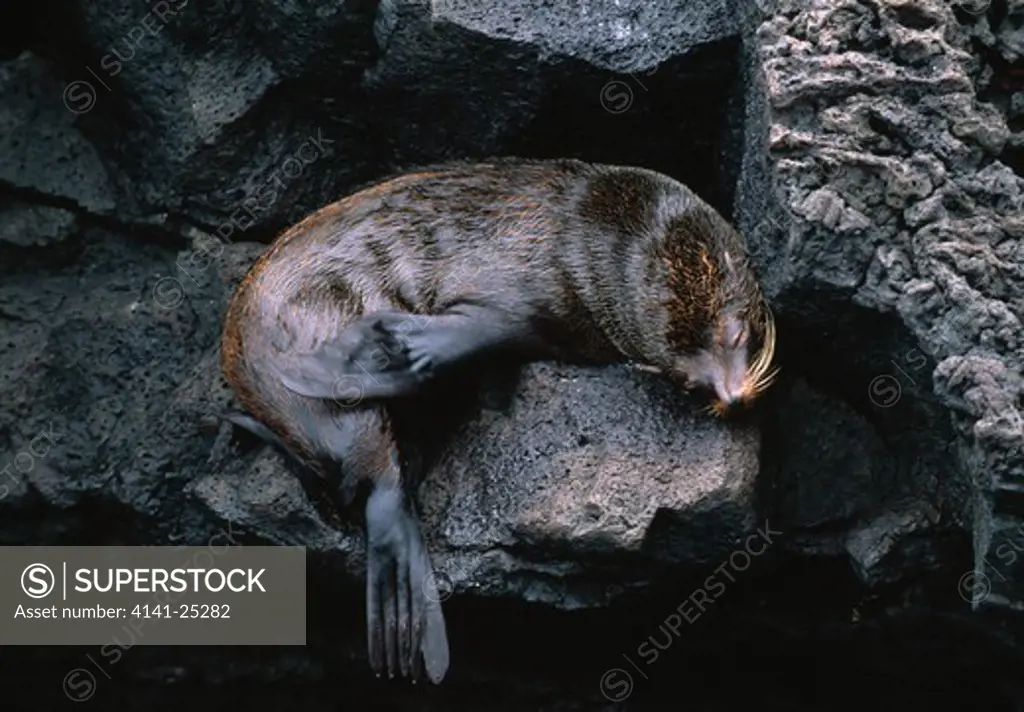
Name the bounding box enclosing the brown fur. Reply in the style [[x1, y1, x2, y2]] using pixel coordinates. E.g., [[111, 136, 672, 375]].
[[219, 158, 777, 683], [221, 157, 774, 481]]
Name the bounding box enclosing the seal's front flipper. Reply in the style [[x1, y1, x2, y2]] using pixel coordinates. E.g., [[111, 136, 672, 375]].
[[370, 304, 533, 379], [266, 311, 427, 401], [365, 479, 450, 684]]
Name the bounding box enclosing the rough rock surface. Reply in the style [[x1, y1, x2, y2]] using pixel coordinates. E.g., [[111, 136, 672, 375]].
[[739, 0, 1024, 609], [1, 0, 1024, 709]]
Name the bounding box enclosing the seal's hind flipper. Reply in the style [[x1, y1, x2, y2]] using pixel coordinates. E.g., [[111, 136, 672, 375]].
[[365, 475, 450, 684], [416, 554, 451, 684], [222, 411, 287, 449], [220, 410, 314, 473], [267, 311, 429, 401]]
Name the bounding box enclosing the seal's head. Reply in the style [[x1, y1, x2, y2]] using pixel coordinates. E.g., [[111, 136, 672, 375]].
[[638, 208, 778, 416], [673, 300, 777, 416]]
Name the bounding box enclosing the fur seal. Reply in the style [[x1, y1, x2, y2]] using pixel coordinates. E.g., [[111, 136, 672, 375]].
[[219, 157, 778, 684]]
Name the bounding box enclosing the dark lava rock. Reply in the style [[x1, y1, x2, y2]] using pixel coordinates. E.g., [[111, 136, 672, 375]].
[[1, 0, 1023, 709]]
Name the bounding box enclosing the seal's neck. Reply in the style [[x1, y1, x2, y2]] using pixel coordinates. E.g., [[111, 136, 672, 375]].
[[571, 233, 669, 365]]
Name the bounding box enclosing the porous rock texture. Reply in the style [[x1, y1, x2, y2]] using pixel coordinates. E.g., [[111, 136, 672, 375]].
[[1, 0, 1023, 709], [742, 0, 1024, 604]]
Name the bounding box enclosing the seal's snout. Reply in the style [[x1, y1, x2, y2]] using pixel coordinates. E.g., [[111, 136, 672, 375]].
[[709, 355, 752, 415], [704, 308, 778, 417], [676, 309, 779, 418], [672, 348, 751, 416], [713, 379, 747, 411]]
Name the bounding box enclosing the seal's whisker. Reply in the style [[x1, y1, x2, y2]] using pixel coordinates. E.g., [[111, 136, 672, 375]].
[[752, 365, 780, 394], [745, 306, 777, 393]]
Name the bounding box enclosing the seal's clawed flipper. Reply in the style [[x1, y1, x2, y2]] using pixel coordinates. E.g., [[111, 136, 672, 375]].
[[266, 311, 429, 401], [267, 305, 524, 401], [365, 478, 450, 684], [357, 305, 532, 381]]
